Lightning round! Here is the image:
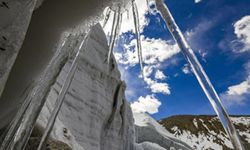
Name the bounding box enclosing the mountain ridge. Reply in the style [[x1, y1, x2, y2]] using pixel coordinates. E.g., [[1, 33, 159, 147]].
[[159, 115, 250, 150]]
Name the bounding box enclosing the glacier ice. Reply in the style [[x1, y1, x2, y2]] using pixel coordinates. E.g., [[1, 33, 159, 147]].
[[37, 32, 90, 150]]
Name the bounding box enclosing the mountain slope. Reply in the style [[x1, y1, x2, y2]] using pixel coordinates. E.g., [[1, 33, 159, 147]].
[[159, 115, 250, 150]]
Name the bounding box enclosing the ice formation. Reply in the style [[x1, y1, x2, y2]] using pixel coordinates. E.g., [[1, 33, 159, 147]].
[[132, 0, 144, 76], [0, 0, 245, 149], [108, 6, 122, 66]]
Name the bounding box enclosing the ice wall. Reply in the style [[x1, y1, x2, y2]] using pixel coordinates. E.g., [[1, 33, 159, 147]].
[[36, 24, 135, 150], [0, 0, 129, 129], [37, 24, 191, 150]]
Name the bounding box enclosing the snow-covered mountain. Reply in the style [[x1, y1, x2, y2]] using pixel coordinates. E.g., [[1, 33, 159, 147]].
[[159, 115, 250, 150]]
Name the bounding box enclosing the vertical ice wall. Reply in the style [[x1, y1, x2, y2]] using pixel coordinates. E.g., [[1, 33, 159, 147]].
[[0, 0, 38, 101], [37, 24, 135, 150], [0, 0, 130, 130]]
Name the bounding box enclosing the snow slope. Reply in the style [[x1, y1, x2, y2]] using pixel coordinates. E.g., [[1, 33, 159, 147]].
[[160, 115, 250, 150], [134, 112, 193, 150]]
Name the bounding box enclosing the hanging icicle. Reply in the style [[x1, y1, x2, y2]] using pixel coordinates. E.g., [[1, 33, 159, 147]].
[[132, 0, 144, 77], [103, 7, 112, 28], [0, 94, 32, 150], [37, 31, 90, 150], [107, 5, 122, 67], [154, 0, 244, 150], [6, 35, 77, 150]]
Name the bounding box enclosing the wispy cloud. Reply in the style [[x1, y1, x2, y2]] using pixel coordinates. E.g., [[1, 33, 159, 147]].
[[182, 64, 192, 75]]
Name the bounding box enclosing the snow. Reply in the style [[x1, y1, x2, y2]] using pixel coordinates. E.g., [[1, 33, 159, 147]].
[[193, 118, 198, 128], [133, 112, 192, 150], [167, 116, 250, 150]]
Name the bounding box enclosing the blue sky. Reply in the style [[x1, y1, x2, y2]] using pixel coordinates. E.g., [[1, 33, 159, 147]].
[[103, 0, 250, 120]]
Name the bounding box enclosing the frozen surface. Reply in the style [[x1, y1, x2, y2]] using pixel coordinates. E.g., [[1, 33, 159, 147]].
[[36, 24, 192, 150], [134, 112, 192, 150], [160, 115, 250, 150], [37, 24, 135, 150], [0, 0, 130, 129]]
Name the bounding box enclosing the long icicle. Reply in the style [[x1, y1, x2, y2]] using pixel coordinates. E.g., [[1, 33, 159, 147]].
[[0, 38, 69, 150], [107, 5, 122, 66], [109, 10, 117, 45], [7, 35, 76, 150], [37, 31, 90, 150], [132, 0, 144, 77], [103, 7, 112, 28], [0, 93, 32, 150], [155, 0, 244, 150]]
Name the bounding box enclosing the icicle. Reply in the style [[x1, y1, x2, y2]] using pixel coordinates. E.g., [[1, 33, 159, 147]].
[[146, 0, 150, 12], [37, 31, 90, 150], [0, 95, 32, 150], [6, 35, 76, 150], [107, 5, 122, 66], [132, 0, 144, 77], [155, 0, 244, 150], [103, 7, 112, 28], [117, 13, 123, 38]]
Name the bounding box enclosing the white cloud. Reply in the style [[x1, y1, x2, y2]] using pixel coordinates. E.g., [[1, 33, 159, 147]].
[[144, 77, 170, 95], [220, 16, 250, 107], [221, 76, 250, 106], [143, 65, 154, 78], [155, 70, 167, 80], [131, 94, 161, 114], [182, 64, 191, 74], [114, 36, 179, 96], [233, 15, 250, 52], [227, 79, 250, 95], [116, 36, 180, 66]]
